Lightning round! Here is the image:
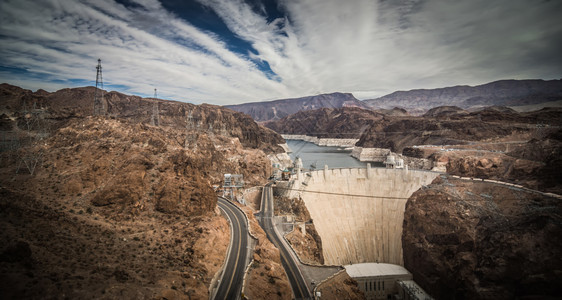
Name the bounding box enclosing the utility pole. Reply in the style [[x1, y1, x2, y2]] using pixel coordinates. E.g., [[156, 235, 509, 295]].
[[151, 88, 159, 126], [93, 59, 105, 115]]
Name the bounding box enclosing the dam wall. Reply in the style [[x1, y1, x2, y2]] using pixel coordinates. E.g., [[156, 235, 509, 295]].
[[289, 167, 439, 266], [282, 134, 359, 147]]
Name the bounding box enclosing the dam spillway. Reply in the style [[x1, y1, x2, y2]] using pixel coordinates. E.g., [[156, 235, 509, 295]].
[[288, 166, 439, 266]]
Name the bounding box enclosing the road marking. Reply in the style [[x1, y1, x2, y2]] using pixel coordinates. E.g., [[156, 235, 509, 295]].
[[263, 186, 308, 299], [217, 199, 245, 299], [221, 201, 243, 297]]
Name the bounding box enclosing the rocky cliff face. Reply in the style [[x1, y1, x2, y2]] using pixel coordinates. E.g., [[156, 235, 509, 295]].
[[275, 196, 324, 265], [356, 107, 562, 152], [355, 107, 562, 192], [0, 84, 285, 299], [364, 79, 562, 113], [0, 83, 284, 153], [265, 106, 383, 139], [0, 117, 234, 298], [402, 175, 562, 299], [225, 92, 371, 122]]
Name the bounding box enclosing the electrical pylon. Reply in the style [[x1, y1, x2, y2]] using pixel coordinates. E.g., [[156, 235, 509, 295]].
[[151, 88, 160, 126], [93, 59, 105, 115], [185, 110, 197, 149]]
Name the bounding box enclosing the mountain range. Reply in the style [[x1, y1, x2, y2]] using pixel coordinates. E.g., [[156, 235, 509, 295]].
[[226, 79, 562, 121], [364, 79, 562, 113], [225, 92, 370, 122]]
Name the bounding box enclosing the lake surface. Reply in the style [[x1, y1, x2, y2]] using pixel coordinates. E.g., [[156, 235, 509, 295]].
[[285, 139, 368, 169]]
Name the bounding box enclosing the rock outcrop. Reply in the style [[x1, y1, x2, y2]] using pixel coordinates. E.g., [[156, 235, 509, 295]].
[[275, 196, 324, 265], [402, 175, 562, 299], [316, 271, 366, 300]]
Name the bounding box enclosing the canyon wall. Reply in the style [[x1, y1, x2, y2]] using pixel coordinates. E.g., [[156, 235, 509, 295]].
[[287, 167, 438, 266]]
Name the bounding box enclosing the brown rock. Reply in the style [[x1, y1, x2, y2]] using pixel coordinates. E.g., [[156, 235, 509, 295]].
[[403, 176, 562, 299]]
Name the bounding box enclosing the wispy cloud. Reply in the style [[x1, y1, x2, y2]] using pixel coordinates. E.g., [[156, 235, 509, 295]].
[[1, 0, 561, 104], [0, 0, 288, 103]]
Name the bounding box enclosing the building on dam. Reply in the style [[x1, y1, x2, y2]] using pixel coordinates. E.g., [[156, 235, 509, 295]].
[[345, 263, 432, 300]]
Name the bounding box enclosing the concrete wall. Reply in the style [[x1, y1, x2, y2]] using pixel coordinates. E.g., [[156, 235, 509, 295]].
[[352, 147, 435, 171], [282, 134, 359, 147], [351, 147, 390, 162], [290, 167, 439, 266]]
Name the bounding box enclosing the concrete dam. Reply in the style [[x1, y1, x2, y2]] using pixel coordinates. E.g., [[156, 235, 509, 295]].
[[287, 166, 439, 266]]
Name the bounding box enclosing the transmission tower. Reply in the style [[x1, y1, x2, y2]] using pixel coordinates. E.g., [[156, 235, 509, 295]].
[[221, 123, 228, 137], [185, 110, 197, 149], [187, 110, 193, 129], [93, 59, 105, 115], [151, 88, 160, 126]]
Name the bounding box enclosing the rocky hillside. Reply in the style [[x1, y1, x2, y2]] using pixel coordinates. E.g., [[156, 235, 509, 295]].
[[0, 84, 288, 298], [265, 106, 384, 139], [0, 83, 285, 153], [364, 79, 562, 114], [403, 175, 562, 299], [357, 106, 562, 192], [275, 196, 324, 265], [225, 92, 371, 122], [357, 107, 562, 153], [442, 129, 562, 194]]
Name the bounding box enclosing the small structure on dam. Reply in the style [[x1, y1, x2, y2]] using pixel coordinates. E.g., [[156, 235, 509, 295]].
[[284, 164, 439, 266], [384, 154, 404, 169]]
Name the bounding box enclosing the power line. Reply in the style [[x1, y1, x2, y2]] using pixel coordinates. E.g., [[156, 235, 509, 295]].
[[272, 184, 559, 201], [274, 185, 410, 199]]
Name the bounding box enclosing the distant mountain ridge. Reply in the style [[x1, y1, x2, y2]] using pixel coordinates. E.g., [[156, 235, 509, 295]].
[[363, 79, 562, 113], [265, 107, 384, 139], [225, 92, 370, 122]]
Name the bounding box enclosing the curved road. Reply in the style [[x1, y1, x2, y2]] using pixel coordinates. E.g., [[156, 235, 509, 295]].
[[258, 183, 312, 300], [215, 197, 249, 300]]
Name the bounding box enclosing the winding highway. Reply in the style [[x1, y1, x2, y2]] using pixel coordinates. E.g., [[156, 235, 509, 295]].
[[258, 183, 312, 300], [215, 197, 249, 300]]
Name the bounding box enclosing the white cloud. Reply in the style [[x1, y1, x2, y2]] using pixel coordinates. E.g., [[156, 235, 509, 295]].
[[198, 0, 562, 98], [0, 0, 289, 104], [1, 0, 561, 104]]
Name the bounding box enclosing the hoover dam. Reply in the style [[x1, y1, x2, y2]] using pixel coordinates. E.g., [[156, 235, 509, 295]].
[[287, 165, 439, 266]]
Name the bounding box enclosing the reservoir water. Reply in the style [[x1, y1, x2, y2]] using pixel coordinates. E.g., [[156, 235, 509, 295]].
[[285, 139, 368, 169]]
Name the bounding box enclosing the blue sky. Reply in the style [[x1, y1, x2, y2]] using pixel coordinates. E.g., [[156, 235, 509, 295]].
[[1, 0, 561, 105]]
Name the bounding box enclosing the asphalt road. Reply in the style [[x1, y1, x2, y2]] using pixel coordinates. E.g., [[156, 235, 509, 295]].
[[215, 197, 249, 300], [258, 183, 312, 300]]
